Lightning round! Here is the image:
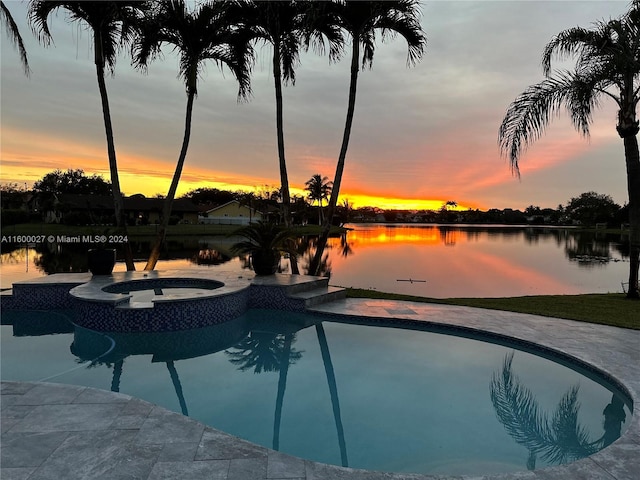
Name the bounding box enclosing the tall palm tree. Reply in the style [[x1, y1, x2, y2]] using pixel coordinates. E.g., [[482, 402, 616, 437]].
[[231, 0, 342, 229], [499, 4, 640, 299], [133, 0, 252, 271], [29, 1, 143, 271], [1, 0, 29, 75], [309, 0, 426, 275], [305, 173, 332, 225]]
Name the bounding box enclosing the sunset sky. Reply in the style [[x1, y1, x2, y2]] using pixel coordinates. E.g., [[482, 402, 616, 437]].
[[0, 0, 633, 211]]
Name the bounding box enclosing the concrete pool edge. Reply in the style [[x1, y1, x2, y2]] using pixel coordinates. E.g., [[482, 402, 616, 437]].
[[2, 300, 639, 479]]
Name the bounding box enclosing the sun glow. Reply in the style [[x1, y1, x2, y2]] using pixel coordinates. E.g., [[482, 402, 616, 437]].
[[1, 127, 481, 210]]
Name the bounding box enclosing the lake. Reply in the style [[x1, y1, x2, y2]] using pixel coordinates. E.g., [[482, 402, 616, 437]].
[[0, 224, 631, 298]]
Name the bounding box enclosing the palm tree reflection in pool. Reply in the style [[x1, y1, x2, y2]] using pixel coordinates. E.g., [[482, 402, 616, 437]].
[[225, 321, 349, 466], [490, 352, 627, 470]]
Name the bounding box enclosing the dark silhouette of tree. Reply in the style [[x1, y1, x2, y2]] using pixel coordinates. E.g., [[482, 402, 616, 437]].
[[181, 187, 236, 206], [498, 3, 640, 298], [338, 198, 354, 224], [305, 174, 332, 225], [29, 0, 144, 271], [231, 0, 342, 229], [132, 0, 252, 270], [310, 0, 426, 275], [1, 0, 29, 75], [564, 192, 621, 227], [33, 169, 112, 196]]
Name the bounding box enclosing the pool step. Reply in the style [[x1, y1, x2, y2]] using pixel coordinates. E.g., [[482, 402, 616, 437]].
[[288, 285, 346, 307]]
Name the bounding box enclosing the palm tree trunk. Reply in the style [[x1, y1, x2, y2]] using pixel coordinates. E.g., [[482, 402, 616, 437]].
[[316, 323, 348, 467], [95, 46, 135, 271], [273, 42, 291, 227], [623, 134, 640, 298], [273, 333, 292, 450], [145, 89, 195, 271], [272, 44, 300, 275], [310, 40, 360, 275]]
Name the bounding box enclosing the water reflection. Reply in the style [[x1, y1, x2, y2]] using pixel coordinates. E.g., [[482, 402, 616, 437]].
[[0, 225, 630, 296], [225, 312, 348, 464], [490, 352, 627, 470], [69, 316, 250, 416]]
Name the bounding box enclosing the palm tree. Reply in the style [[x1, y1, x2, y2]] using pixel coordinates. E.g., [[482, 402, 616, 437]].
[[1, 0, 29, 75], [132, 0, 252, 271], [29, 0, 143, 271], [498, 4, 640, 299], [231, 1, 342, 228], [305, 173, 332, 225], [309, 0, 426, 275]]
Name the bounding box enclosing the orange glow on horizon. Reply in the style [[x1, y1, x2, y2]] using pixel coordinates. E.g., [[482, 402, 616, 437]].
[[1, 126, 480, 210]]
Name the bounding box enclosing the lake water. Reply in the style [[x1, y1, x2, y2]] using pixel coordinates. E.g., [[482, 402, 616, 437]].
[[0, 224, 631, 297]]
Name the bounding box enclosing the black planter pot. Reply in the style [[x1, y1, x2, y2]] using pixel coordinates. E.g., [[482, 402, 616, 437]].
[[251, 251, 280, 276], [87, 248, 116, 275]]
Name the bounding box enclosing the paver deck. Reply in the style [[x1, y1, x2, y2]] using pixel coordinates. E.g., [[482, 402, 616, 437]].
[[2, 298, 639, 479]]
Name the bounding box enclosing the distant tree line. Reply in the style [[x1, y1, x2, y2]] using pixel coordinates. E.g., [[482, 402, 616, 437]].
[[1, 169, 628, 229]]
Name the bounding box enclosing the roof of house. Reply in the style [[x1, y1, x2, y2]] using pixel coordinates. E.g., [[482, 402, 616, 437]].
[[204, 200, 260, 215]]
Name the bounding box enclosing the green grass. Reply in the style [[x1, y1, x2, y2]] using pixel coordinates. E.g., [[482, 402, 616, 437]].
[[345, 288, 639, 330]]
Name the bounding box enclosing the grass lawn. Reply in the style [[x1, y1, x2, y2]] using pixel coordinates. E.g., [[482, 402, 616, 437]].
[[345, 288, 639, 330]]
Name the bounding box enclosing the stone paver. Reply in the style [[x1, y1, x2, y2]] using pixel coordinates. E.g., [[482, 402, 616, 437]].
[[1, 297, 639, 479]]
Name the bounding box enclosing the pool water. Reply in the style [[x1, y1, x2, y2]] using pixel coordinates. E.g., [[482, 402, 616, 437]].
[[0, 309, 632, 476]]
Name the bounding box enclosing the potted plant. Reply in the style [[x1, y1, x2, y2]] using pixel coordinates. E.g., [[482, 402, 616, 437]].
[[231, 221, 298, 275], [87, 247, 116, 275], [87, 229, 117, 275]]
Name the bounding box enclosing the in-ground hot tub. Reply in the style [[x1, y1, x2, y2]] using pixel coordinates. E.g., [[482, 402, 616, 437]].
[[69, 270, 253, 332], [101, 277, 225, 299]]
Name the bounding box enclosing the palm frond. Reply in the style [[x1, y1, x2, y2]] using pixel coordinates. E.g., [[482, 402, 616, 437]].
[[132, 0, 252, 100], [542, 25, 608, 77], [29, 1, 146, 73], [498, 71, 598, 175], [1, 1, 29, 75]]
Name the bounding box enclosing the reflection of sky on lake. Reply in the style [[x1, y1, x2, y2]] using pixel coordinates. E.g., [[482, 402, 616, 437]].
[[326, 225, 628, 297], [0, 225, 629, 297]]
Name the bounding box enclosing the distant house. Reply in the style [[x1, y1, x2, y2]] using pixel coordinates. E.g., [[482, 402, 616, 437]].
[[200, 200, 262, 225], [124, 196, 200, 225]]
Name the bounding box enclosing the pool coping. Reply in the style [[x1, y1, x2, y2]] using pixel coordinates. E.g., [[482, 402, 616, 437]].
[[1, 297, 639, 479], [68, 270, 252, 306]]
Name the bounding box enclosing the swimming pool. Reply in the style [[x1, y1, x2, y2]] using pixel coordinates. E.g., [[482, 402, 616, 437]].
[[0, 308, 632, 476]]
